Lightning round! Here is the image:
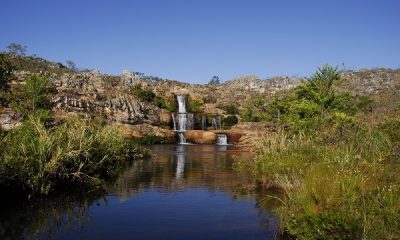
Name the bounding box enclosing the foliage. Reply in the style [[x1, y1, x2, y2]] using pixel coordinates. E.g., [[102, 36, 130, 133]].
[[254, 65, 358, 133], [65, 60, 76, 71], [7, 43, 27, 56], [135, 135, 172, 145], [208, 75, 220, 85], [0, 54, 13, 92], [0, 54, 14, 105], [221, 115, 238, 129], [186, 97, 203, 113], [131, 84, 156, 102], [131, 84, 170, 109], [0, 112, 146, 196], [355, 95, 375, 113], [240, 95, 268, 122], [217, 104, 239, 115], [236, 119, 400, 239], [12, 74, 55, 117]]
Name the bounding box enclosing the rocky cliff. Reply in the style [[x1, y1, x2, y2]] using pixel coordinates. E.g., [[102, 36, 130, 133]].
[[1, 54, 399, 144]]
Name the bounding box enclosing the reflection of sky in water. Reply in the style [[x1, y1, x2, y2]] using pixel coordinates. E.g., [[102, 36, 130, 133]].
[[1, 144, 280, 240]]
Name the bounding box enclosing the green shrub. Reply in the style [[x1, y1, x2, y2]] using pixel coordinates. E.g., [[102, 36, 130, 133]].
[[131, 84, 156, 102], [135, 135, 171, 144], [356, 95, 375, 113], [0, 113, 145, 196], [218, 104, 239, 114], [237, 124, 399, 239], [187, 97, 202, 113], [222, 115, 238, 129], [12, 74, 55, 117]]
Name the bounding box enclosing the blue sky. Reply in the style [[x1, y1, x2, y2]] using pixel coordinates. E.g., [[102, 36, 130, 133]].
[[1, 0, 399, 83]]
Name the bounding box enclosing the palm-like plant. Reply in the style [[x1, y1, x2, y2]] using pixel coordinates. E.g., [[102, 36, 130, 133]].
[[307, 64, 340, 96]]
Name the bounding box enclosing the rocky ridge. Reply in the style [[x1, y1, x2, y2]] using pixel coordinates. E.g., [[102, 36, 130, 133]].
[[2, 55, 400, 145]]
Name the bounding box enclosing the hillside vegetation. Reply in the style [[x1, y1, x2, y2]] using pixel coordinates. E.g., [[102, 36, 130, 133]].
[[236, 65, 400, 239]]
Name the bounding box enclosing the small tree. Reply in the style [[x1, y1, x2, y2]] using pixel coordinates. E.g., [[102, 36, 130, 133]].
[[307, 64, 340, 97], [0, 54, 13, 91], [16, 74, 52, 112], [66, 60, 76, 71], [208, 75, 220, 85], [7, 43, 27, 56]]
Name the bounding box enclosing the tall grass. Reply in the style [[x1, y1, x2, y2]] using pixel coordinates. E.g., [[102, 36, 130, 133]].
[[237, 123, 400, 239], [0, 112, 146, 196]]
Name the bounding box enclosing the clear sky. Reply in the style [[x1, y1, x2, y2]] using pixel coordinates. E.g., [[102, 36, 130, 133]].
[[1, 0, 399, 83]]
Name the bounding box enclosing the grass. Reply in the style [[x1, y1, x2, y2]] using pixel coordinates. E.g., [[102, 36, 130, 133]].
[[0, 111, 147, 196], [236, 122, 400, 239]]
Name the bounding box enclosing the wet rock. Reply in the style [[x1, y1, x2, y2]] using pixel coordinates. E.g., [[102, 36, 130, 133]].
[[184, 130, 217, 144]]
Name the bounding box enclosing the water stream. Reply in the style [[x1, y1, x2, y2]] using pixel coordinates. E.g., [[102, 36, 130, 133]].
[[0, 145, 280, 239]]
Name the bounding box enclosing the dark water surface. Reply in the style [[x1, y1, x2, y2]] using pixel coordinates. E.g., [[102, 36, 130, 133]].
[[0, 144, 279, 239]]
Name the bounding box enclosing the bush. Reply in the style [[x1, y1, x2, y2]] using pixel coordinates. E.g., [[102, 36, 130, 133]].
[[131, 84, 171, 110], [131, 84, 156, 102], [0, 113, 145, 196], [187, 97, 202, 113], [222, 115, 238, 129], [236, 123, 400, 239], [218, 104, 239, 114], [12, 74, 55, 117]]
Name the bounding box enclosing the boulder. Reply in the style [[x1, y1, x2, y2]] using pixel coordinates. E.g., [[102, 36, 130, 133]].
[[184, 130, 217, 144]]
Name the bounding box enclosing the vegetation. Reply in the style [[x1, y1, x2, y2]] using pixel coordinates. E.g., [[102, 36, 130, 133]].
[[236, 65, 400, 239], [0, 111, 146, 196], [0, 53, 14, 105], [13, 74, 55, 115], [240, 95, 269, 122], [221, 115, 238, 129], [208, 75, 220, 85], [186, 96, 203, 113], [130, 84, 171, 110], [217, 103, 239, 115]]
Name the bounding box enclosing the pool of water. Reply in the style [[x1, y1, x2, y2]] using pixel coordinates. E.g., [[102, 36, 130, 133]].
[[0, 144, 280, 239]]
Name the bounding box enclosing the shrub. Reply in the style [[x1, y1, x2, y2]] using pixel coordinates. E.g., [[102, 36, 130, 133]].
[[131, 84, 156, 102], [236, 124, 399, 239], [12, 74, 55, 117], [218, 104, 239, 115], [187, 97, 202, 113], [0, 113, 145, 196], [222, 115, 238, 129]]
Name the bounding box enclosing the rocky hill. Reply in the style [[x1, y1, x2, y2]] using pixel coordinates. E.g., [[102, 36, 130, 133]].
[[1, 54, 399, 143]]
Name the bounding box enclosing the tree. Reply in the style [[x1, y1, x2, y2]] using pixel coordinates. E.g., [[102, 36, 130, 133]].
[[66, 60, 76, 70], [307, 64, 340, 97], [0, 54, 13, 91], [209, 75, 220, 85], [7, 43, 27, 56], [0, 54, 14, 106], [15, 74, 52, 112]]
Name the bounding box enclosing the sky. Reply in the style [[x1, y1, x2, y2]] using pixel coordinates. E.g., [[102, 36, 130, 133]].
[[1, 0, 399, 83]]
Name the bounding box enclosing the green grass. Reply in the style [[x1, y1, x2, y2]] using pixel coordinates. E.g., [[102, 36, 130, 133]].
[[236, 123, 400, 239], [0, 111, 147, 196]]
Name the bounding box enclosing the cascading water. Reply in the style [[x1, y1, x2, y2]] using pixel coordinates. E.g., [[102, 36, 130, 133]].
[[172, 95, 193, 144], [211, 116, 221, 130], [216, 134, 228, 145], [201, 115, 206, 130]]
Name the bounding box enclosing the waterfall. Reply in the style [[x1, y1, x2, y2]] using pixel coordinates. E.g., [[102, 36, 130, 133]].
[[212, 116, 221, 130], [201, 115, 206, 130], [172, 95, 193, 144], [177, 132, 187, 144], [171, 113, 176, 131], [177, 95, 186, 113], [217, 134, 228, 145]]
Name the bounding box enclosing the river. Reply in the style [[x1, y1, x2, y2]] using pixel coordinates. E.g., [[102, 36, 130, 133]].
[[0, 144, 280, 239]]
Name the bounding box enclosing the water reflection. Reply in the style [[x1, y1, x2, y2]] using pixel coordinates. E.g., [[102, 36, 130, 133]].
[[0, 144, 281, 239]]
